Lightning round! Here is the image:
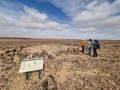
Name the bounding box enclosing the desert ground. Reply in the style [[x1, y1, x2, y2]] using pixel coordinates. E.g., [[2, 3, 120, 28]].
[[0, 38, 119, 90]]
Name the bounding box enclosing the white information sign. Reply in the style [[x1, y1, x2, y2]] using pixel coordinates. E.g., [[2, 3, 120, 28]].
[[19, 58, 43, 73]]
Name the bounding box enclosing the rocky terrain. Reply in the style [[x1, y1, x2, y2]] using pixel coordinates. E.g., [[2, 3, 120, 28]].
[[0, 38, 120, 90]]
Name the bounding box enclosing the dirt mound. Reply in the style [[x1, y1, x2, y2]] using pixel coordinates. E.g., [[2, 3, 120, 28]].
[[66, 47, 81, 54]]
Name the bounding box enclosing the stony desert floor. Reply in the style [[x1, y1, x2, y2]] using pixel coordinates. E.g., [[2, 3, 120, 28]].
[[0, 39, 120, 90]]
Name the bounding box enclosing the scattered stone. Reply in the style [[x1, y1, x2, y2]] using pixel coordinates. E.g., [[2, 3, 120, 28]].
[[41, 75, 57, 90], [66, 47, 80, 54], [112, 45, 120, 47], [110, 59, 115, 62], [0, 56, 4, 59], [12, 48, 17, 52], [5, 50, 11, 53], [0, 53, 3, 56], [4, 65, 11, 71], [17, 54, 26, 60], [55, 50, 66, 56], [5, 56, 12, 61], [0, 40, 119, 90], [48, 54, 55, 59], [32, 53, 40, 58], [0, 65, 4, 71], [20, 46, 24, 50], [40, 50, 48, 57], [10, 53, 15, 58], [1, 59, 11, 64]]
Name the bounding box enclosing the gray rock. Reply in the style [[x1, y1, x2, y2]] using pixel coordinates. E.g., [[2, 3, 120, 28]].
[[0, 53, 3, 56], [1, 60, 11, 64], [5, 49, 11, 53], [41, 75, 57, 90], [32, 53, 40, 58], [12, 48, 17, 52], [4, 65, 11, 71], [40, 50, 48, 57], [17, 53, 27, 60], [0, 65, 4, 71], [48, 54, 55, 59]]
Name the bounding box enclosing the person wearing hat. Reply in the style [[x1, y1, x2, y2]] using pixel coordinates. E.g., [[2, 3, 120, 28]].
[[81, 39, 86, 53]]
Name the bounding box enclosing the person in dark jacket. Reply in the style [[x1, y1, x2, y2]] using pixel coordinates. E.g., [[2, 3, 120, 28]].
[[93, 40, 99, 57]]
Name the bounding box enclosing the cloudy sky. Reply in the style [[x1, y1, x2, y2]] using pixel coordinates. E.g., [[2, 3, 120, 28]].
[[0, 0, 120, 40]]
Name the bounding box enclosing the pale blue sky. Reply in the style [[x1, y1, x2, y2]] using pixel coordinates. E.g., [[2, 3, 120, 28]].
[[0, 0, 120, 40]]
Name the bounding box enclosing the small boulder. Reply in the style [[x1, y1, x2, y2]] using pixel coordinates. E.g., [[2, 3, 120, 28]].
[[41, 75, 57, 90], [4, 65, 11, 71], [17, 54, 27, 60], [5, 50, 11, 53], [40, 50, 48, 57], [12, 48, 17, 52], [0, 53, 3, 56], [32, 53, 40, 58], [48, 54, 55, 59]]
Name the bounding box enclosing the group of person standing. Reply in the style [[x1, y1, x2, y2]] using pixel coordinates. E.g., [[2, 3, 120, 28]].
[[81, 39, 100, 57]]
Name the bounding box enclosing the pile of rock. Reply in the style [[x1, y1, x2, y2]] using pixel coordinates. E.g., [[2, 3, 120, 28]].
[[39, 50, 55, 60], [66, 47, 81, 55]]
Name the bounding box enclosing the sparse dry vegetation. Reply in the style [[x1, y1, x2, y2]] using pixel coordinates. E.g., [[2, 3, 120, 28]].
[[0, 39, 120, 90]]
